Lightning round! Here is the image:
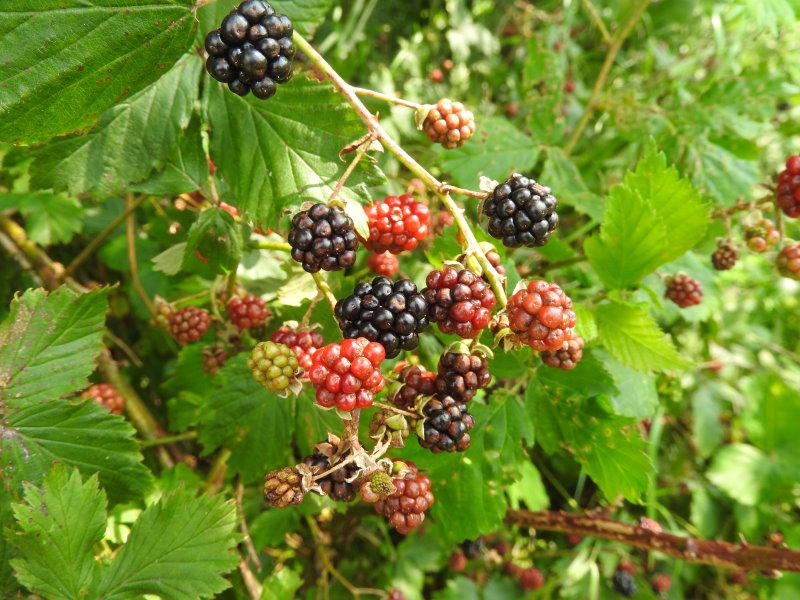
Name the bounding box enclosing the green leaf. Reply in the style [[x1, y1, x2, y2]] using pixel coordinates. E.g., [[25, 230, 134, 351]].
[[9, 466, 106, 600], [205, 78, 381, 226], [0, 192, 83, 245], [596, 300, 689, 372], [294, 389, 342, 456], [182, 207, 244, 273], [95, 488, 239, 599], [0, 287, 110, 408], [432, 577, 481, 600], [689, 137, 761, 206], [260, 567, 303, 600], [599, 352, 659, 418], [152, 243, 187, 276], [0, 0, 196, 144], [692, 385, 724, 459], [28, 54, 202, 197], [507, 462, 549, 510], [538, 354, 617, 400], [741, 373, 800, 457], [707, 444, 773, 506], [199, 0, 334, 39]]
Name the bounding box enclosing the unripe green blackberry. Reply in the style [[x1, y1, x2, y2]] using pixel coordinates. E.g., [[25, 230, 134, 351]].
[[247, 341, 301, 395]]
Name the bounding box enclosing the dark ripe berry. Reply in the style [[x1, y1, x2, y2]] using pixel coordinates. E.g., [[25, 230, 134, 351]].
[[651, 573, 671, 594], [711, 241, 739, 270], [507, 280, 576, 352], [278, 37, 295, 58], [271, 325, 325, 373], [248, 24, 268, 42], [251, 77, 276, 99], [81, 383, 125, 415], [334, 277, 428, 359], [308, 337, 385, 411], [517, 567, 545, 591], [423, 98, 476, 149], [227, 294, 270, 329], [279, 14, 293, 36], [288, 203, 359, 272], [256, 36, 281, 59], [241, 48, 267, 79], [665, 273, 703, 308], [776, 243, 800, 280], [368, 251, 399, 277], [239, 0, 272, 23], [202, 343, 230, 374], [262, 13, 285, 37], [541, 335, 584, 370], [206, 56, 235, 83], [220, 11, 250, 45], [268, 55, 293, 82], [744, 218, 780, 253], [363, 194, 431, 254], [228, 78, 250, 96], [777, 154, 800, 218], [374, 462, 434, 534], [435, 350, 491, 402], [247, 341, 301, 394], [390, 364, 437, 410], [304, 441, 359, 501], [612, 570, 638, 597], [264, 466, 304, 508], [423, 266, 496, 338], [461, 537, 485, 559], [168, 306, 211, 344], [204, 30, 228, 57], [483, 174, 559, 248], [419, 395, 474, 453]]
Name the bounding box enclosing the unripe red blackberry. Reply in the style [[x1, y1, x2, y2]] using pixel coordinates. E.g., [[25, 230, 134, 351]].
[[435, 349, 491, 402], [264, 466, 304, 507], [507, 280, 576, 352], [541, 336, 584, 370], [389, 364, 437, 410], [419, 395, 474, 453], [651, 573, 671, 594], [307, 337, 385, 411], [516, 567, 545, 590], [270, 325, 324, 373], [335, 277, 429, 358], [374, 462, 434, 534], [363, 195, 430, 254], [303, 437, 359, 501], [368, 251, 399, 277], [711, 241, 739, 270], [664, 273, 703, 308], [777, 154, 800, 218], [227, 293, 270, 329], [81, 383, 125, 415], [202, 343, 230, 374], [482, 174, 558, 248], [449, 551, 467, 572], [776, 243, 800, 280], [422, 99, 476, 149], [168, 306, 211, 344], [423, 266, 496, 338], [744, 218, 780, 253], [388, 590, 406, 600], [247, 341, 301, 395], [288, 203, 359, 273]]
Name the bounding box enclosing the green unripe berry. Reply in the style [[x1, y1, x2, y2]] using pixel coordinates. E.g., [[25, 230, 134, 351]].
[[248, 341, 301, 395]]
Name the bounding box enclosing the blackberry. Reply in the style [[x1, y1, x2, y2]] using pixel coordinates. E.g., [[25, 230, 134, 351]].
[[81, 383, 125, 415], [541, 336, 584, 370], [777, 155, 800, 218], [449, 551, 467, 572], [461, 537, 485, 559], [227, 293, 270, 330], [168, 306, 211, 344], [368, 251, 399, 277], [651, 574, 671, 594], [422, 99, 476, 149], [304, 439, 359, 501], [288, 203, 359, 273], [247, 341, 301, 395], [307, 338, 385, 411], [202, 343, 230, 374], [711, 241, 739, 271], [334, 277, 428, 359], [389, 364, 436, 410], [418, 395, 474, 453], [664, 273, 703, 308], [270, 325, 325, 373], [744, 218, 780, 253], [507, 280, 576, 352], [507, 565, 545, 590], [612, 570, 637, 597], [423, 266, 496, 339], [482, 174, 559, 248], [204, 1, 293, 100], [435, 349, 491, 402], [776, 243, 800, 280], [264, 466, 304, 508], [374, 462, 434, 534], [363, 194, 431, 254]]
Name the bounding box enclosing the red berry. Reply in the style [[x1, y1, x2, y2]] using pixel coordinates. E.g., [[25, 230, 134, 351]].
[[449, 551, 467, 572], [776, 243, 800, 280], [368, 251, 399, 277], [507, 280, 576, 352], [564, 80, 576, 93], [744, 219, 780, 253], [271, 325, 325, 374], [423, 267, 497, 339], [423, 99, 476, 149], [374, 462, 434, 534], [390, 364, 437, 410], [430, 68, 444, 82], [777, 155, 800, 218], [388, 590, 406, 600], [363, 195, 431, 254], [81, 383, 125, 415], [664, 273, 703, 308], [651, 573, 671, 594], [711, 241, 738, 270], [309, 338, 385, 411], [227, 294, 270, 330], [542, 336, 584, 370], [517, 567, 545, 590], [168, 306, 211, 344]]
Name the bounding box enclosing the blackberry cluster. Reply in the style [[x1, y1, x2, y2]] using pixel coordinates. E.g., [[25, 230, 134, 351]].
[[744, 218, 780, 253], [270, 325, 325, 372], [363, 195, 431, 254], [304, 447, 358, 501], [390, 364, 437, 410], [776, 244, 800, 280], [507, 280, 576, 352], [288, 204, 359, 273], [202, 343, 230, 374], [264, 466, 304, 508], [711, 241, 739, 271], [419, 395, 475, 453], [506, 564, 545, 591], [665, 274, 703, 308], [368, 251, 399, 277], [777, 155, 800, 218], [374, 462, 434, 534], [168, 306, 211, 344], [422, 99, 477, 149], [81, 383, 125, 415], [247, 341, 301, 394], [423, 266, 497, 338], [482, 174, 559, 248], [205, 1, 294, 99], [541, 336, 584, 370], [612, 570, 637, 597], [227, 293, 270, 329], [435, 350, 491, 402], [307, 337, 385, 411], [334, 277, 428, 359]]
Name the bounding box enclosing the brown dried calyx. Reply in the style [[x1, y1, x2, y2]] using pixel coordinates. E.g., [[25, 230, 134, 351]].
[[303, 434, 360, 502]]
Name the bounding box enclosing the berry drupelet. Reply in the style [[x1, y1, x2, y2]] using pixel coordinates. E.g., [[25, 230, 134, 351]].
[[744, 218, 780, 253], [264, 466, 305, 507], [307, 337, 385, 411], [227, 293, 270, 329], [363, 195, 430, 254], [423, 266, 496, 338], [482, 174, 559, 248], [422, 99, 476, 149], [419, 395, 474, 453], [334, 277, 428, 359], [389, 364, 437, 410], [288, 203, 359, 273], [435, 350, 491, 402], [664, 273, 703, 308], [81, 383, 125, 415], [205, 0, 294, 99], [374, 462, 434, 534], [507, 280, 576, 352], [168, 306, 211, 344], [777, 155, 800, 218]]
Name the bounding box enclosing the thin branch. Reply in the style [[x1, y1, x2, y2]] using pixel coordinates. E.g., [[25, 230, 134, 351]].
[[564, 0, 651, 155], [711, 198, 772, 219], [439, 183, 488, 200], [351, 87, 423, 110], [206, 448, 232, 493], [311, 272, 338, 312], [125, 194, 158, 318], [236, 482, 264, 571], [141, 430, 197, 447], [505, 510, 800, 572], [371, 400, 417, 419], [256, 240, 293, 252], [104, 330, 144, 367], [0, 216, 65, 290], [580, 0, 612, 44], [238, 559, 263, 600], [328, 133, 376, 204]]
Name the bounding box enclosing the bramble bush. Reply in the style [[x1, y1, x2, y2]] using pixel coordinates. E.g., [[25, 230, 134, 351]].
[[1, 1, 800, 598]]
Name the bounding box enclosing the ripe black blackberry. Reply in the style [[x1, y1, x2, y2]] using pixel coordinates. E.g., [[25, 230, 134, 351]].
[[204, 1, 294, 100], [612, 570, 637, 597], [334, 277, 428, 359], [461, 537, 485, 559], [435, 349, 491, 402], [419, 395, 474, 453], [482, 174, 558, 248], [288, 203, 359, 273]]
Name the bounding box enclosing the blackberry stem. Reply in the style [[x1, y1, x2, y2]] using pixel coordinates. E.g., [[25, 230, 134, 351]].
[[311, 272, 338, 311], [125, 194, 158, 319], [351, 86, 424, 110], [372, 400, 417, 419], [328, 132, 376, 204], [256, 240, 292, 252]]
